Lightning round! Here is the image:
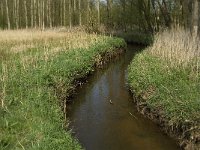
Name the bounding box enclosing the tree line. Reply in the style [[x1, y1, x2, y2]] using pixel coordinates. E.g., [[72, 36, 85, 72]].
[[0, 0, 199, 34]]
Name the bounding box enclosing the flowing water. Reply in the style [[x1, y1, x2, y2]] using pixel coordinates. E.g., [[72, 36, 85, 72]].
[[67, 45, 180, 150]]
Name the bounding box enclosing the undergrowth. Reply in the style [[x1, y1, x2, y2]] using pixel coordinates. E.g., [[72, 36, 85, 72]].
[[114, 32, 153, 45]]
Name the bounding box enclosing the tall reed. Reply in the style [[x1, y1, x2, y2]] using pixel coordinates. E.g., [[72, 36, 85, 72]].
[[149, 28, 199, 77]]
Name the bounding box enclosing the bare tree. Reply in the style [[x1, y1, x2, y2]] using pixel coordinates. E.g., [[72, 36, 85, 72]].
[[38, 0, 41, 28], [24, 0, 28, 29], [16, 0, 19, 29], [34, 0, 37, 28], [42, 0, 45, 30], [193, 0, 199, 36], [96, 0, 100, 26], [5, 0, 10, 29], [156, 0, 171, 28], [64, 0, 66, 26], [48, 0, 52, 28], [106, 0, 113, 27], [87, 0, 90, 24], [74, 0, 76, 11], [78, 0, 82, 26], [0, 0, 5, 29], [69, 0, 72, 28], [31, 0, 34, 28], [60, 0, 63, 26]]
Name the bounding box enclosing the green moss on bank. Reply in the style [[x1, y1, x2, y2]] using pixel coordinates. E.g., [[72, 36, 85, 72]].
[[128, 51, 200, 147], [0, 34, 126, 150]]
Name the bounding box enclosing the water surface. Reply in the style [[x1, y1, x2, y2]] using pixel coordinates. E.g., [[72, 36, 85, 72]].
[[67, 45, 180, 150]]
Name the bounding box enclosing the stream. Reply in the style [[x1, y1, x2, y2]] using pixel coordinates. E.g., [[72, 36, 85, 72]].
[[67, 45, 180, 150]]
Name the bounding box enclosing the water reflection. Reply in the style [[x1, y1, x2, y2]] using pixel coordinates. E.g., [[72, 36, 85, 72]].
[[67, 46, 180, 150]]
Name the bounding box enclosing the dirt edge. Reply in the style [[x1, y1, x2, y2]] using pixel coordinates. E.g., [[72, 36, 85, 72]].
[[130, 91, 200, 150]]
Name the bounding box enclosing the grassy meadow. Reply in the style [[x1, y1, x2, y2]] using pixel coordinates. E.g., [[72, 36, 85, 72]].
[[0, 29, 126, 150], [128, 28, 200, 148]]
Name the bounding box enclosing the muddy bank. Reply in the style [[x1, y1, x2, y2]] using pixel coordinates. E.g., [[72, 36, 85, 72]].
[[128, 51, 200, 150], [130, 93, 200, 150], [63, 47, 125, 116], [67, 45, 180, 150]]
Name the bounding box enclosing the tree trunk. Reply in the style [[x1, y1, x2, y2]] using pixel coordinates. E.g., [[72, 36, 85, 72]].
[[24, 0, 28, 29], [121, 0, 126, 31], [96, 0, 100, 26], [31, 0, 34, 28], [69, 0, 72, 29], [0, 1, 4, 29], [143, 0, 153, 32], [106, 0, 112, 27], [14, 0, 17, 29], [78, 0, 82, 26], [16, 0, 19, 29], [49, 0, 52, 28], [199, 0, 200, 34], [38, 0, 41, 28], [87, 0, 90, 24], [157, 0, 171, 28], [193, 0, 199, 36], [60, 0, 63, 26], [182, 0, 190, 28], [74, 0, 76, 11], [34, 0, 37, 28], [64, 0, 66, 26], [42, 0, 45, 30], [151, 0, 160, 31], [5, 0, 10, 29]]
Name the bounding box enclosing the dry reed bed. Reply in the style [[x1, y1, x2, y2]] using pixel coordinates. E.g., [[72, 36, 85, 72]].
[[0, 29, 108, 68], [0, 29, 101, 53], [149, 28, 199, 75]]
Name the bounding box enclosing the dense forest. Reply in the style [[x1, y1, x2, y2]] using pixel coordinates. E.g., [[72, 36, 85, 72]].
[[0, 0, 200, 34]]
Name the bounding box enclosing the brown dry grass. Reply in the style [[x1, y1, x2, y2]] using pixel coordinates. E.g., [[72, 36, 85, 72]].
[[0, 29, 107, 66], [148, 28, 199, 75], [0, 29, 100, 52]]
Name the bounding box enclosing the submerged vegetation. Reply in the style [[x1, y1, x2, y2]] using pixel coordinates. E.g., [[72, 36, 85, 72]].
[[0, 29, 126, 149], [128, 28, 200, 149]]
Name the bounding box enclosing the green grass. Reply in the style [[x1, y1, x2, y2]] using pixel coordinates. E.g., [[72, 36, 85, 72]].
[[128, 29, 200, 142], [128, 29, 200, 148], [0, 30, 126, 150], [128, 53, 199, 123]]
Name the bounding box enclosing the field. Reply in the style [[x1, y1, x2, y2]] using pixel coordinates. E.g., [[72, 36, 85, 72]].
[[0, 29, 126, 150], [128, 28, 200, 149]]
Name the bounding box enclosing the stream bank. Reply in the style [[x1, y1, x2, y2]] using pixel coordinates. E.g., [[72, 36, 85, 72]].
[[128, 50, 200, 150], [0, 32, 125, 150], [67, 45, 180, 150]]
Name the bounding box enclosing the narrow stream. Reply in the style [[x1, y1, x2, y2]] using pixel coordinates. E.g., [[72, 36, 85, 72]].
[[67, 45, 180, 150]]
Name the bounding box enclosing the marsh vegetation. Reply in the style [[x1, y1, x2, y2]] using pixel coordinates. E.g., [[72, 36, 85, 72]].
[[0, 29, 125, 149], [0, 0, 200, 149]]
